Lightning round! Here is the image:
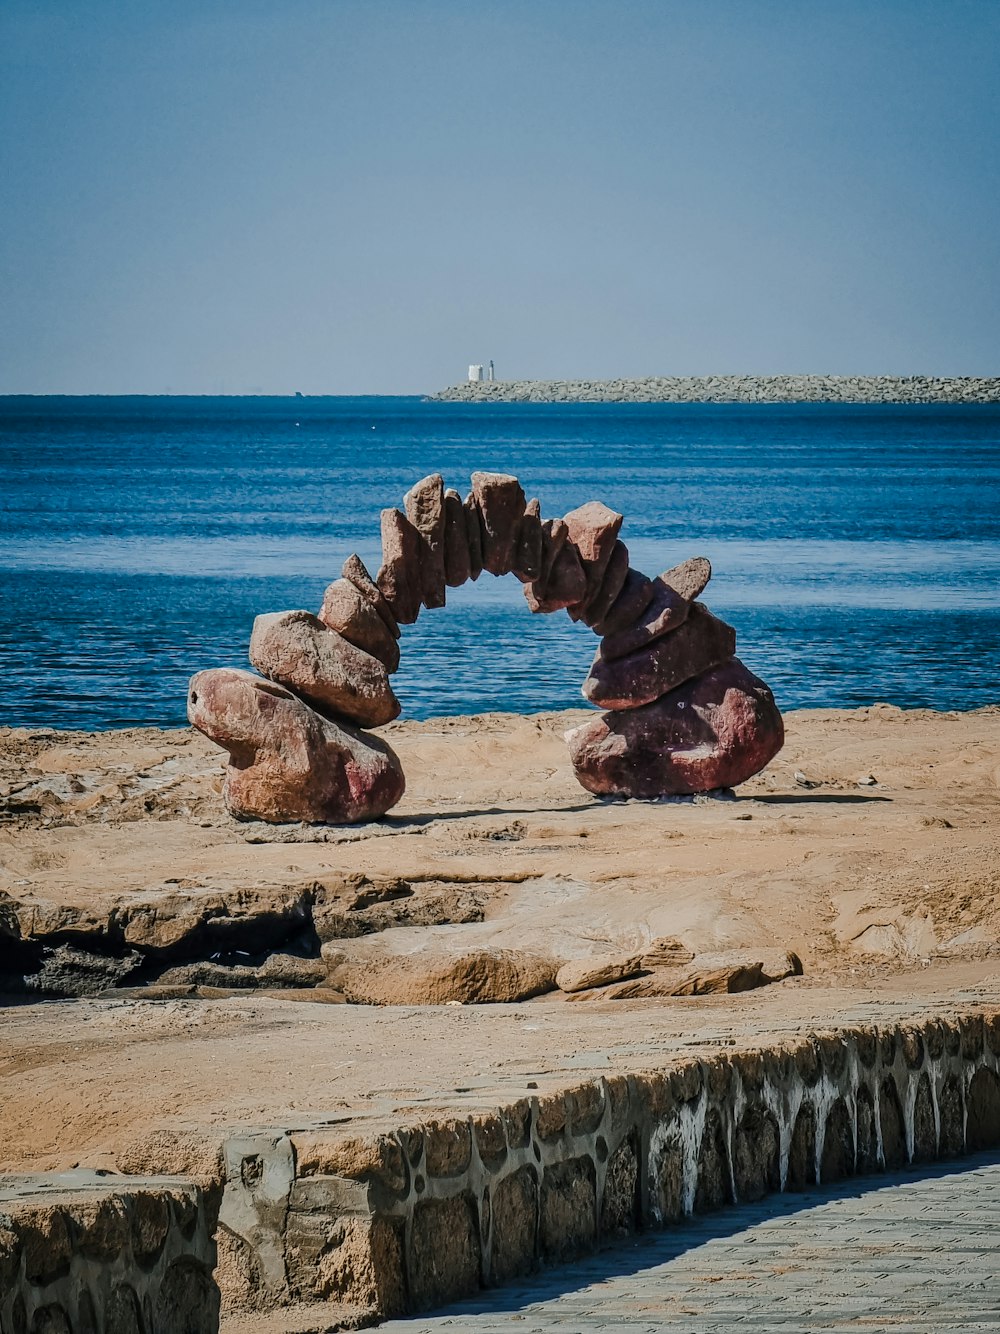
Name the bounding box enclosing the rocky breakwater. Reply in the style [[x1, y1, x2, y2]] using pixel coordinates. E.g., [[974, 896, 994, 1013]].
[[432, 375, 1000, 403], [189, 472, 783, 822]]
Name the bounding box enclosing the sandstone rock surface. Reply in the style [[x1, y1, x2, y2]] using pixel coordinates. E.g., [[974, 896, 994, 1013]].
[[583, 604, 736, 710], [318, 579, 400, 673], [555, 954, 644, 994], [333, 949, 559, 1005], [404, 473, 447, 609], [249, 611, 400, 728], [377, 509, 424, 625], [568, 657, 784, 796], [187, 668, 405, 823], [660, 555, 712, 603]]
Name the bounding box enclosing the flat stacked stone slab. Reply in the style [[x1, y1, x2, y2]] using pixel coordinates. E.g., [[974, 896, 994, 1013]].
[[189, 471, 784, 821]]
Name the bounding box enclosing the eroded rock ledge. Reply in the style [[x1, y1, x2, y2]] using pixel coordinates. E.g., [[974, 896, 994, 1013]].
[[431, 375, 1000, 404]]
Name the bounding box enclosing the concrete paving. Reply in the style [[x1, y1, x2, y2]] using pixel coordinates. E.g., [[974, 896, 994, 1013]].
[[378, 1153, 1000, 1332]]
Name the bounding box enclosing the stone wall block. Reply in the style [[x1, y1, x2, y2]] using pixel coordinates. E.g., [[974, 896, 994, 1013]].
[[819, 1099, 855, 1183], [938, 1074, 965, 1156], [534, 1094, 568, 1143], [471, 1113, 508, 1172], [539, 1158, 596, 1262], [792, 1039, 820, 1086], [694, 1109, 733, 1210], [564, 1082, 605, 1137], [878, 1076, 907, 1168], [408, 1196, 481, 1311], [423, 1121, 472, 1179], [961, 1014, 985, 1060], [733, 1103, 781, 1201], [500, 1100, 532, 1151], [911, 1073, 937, 1161], [669, 1062, 703, 1105], [489, 1166, 538, 1286], [785, 1103, 817, 1191], [966, 1067, 1000, 1149], [600, 1137, 639, 1236], [901, 1027, 925, 1069], [816, 1033, 849, 1081], [986, 1014, 1000, 1058]]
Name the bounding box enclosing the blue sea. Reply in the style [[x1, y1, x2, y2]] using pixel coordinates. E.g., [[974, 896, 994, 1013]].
[[1, 396, 998, 730]]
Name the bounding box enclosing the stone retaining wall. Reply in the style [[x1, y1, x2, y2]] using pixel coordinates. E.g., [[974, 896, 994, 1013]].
[[0, 1171, 219, 1333], [217, 1008, 1000, 1321], [431, 375, 1000, 404]]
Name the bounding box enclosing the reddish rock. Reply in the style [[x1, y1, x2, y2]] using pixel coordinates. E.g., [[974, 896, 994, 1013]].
[[342, 554, 399, 639], [598, 575, 691, 660], [376, 509, 423, 625], [249, 610, 400, 727], [573, 540, 629, 626], [524, 542, 587, 613], [661, 555, 712, 602], [187, 667, 405, 823], [563, 501, 624, 601], [566, 657, 783, 796], [583, 603, 736, 710], [513, 498, 543, 581], [463, 492, 484, 580], [404, 473, 447, 609], [591, 567, 656, 638], [318, 579, 400, 673], [443, 489, 471, 587], [470, 472, 526, 575]]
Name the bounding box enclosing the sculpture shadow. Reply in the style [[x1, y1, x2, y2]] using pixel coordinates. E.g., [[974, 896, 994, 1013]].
[[752, 792, 891, 805]]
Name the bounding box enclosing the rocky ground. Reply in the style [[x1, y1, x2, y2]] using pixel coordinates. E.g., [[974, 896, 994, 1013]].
[[1, 704, 998, 1172], [432, 375, 1000, 403]]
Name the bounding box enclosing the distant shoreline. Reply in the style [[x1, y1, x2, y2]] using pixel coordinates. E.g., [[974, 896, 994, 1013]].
[[431, 375, 1000, 404]]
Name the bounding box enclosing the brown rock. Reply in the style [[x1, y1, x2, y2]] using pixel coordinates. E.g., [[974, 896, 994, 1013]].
[[403, 473, 447, 609], [376, 509, 423, 625], [513, 498, 543, 581], [443, 489, 471, 587], [187, 667, 405, 824], [583, 603, 736, 710], [555, 953, 644, 993], [342, 554, 400, 639], [562, 501, 623, 600], [524, 542, 587, 613], [463, 492, 484, 580], [568, 657, 784, 796], [586, 950, 800, 1000], [318, 579, 400, 673], [470, 472, 526, 575], [573, 540, 629, 626], [661, 555, 712, 602], [538, 517, 569, 586], [338, 949, 558, 1005], [598, 576, 691, 660], [591, 566, 656, 637], [641, 936, 695, 968], [249, 610, 400, 727]]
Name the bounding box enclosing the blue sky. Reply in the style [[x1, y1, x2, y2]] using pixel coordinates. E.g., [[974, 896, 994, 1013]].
[[1, 1, 998, 392]]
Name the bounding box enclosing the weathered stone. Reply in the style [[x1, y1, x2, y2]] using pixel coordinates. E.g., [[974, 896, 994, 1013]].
[[423, 1120, 472, 1177], [575, 540, 629, 626], [539, 1158, 596, 1261], [555, 954, 644, 994], [490, 1166, 537, 1284], [462, 492, 484, 580], [338, 949, 558, 1005], [569, 657, 783, 795], [820, 1098, 855, 1182], [660, 555, 711, 602], [538, 517, 568, 588], [309, 1216, 405, 1316], [318, 579, 400, 673], [293, 1132, 406, 1193], [341, 553, 400, 639], [640, 937, 695, 968], [17, 1205, 71, 1284], [470, 472, 526, 575], [912, 1073, 937, 1160], [733, 1103, 780, 1200], [592, 566, 656, 638], [74, 1196, 129, 1261], [126, 1193, 171, 1265], [513, 498, 543, 581], [471, 1113, 507, 1169], [938, 1075, 964, 1156], [786, 1104, 816, 1190], [409, 1196, 480, 1311], [601, 1137, 639, 1234], [967, 1067, 1000, 1149], [404, 473, 447, 609], [187, 668, 405, 824], [583, 603, 736, 710], [597, 576, 691, 661], [376, 509, 423, 624], [855, 1084, 879, 1172], [524, 541, 587, 613], [249, 610, 400, 728], [443, 489, 471, 587], [584, 950, 799, 999], [695, 1109, 731, 1210], [562, 501, 623, 601], [104, 1284, 143, 1334], [155, 1259, 218, 1334], [879, 1076, 907, 1168]]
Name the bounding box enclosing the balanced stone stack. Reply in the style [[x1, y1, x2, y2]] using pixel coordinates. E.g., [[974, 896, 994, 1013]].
[[188, 471, 783, 824]]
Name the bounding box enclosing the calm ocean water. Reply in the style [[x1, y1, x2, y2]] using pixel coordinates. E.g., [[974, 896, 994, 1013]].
[[1, 396, 998, 730]]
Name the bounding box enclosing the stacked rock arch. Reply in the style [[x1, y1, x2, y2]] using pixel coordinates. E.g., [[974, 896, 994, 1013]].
[[188, 471, 784, 823]]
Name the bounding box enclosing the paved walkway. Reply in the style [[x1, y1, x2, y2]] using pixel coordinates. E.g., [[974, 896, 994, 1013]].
[[378, 1154, 1000, 1332]]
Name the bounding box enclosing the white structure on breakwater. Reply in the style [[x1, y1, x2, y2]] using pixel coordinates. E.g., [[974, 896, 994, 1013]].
[[468, 364, 483, 383]]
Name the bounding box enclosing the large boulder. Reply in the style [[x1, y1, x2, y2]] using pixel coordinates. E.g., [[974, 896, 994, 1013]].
[[332, 949, 559, 1005], [583, 603, 736, 709], [567, 657, 784, 796], [250, 610, 400, 727], [187, 667, 405, 823]]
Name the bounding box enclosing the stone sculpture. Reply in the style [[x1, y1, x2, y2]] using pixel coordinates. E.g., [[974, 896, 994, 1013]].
[[188, 471, 783, 822]]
